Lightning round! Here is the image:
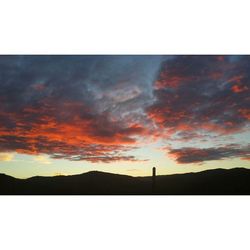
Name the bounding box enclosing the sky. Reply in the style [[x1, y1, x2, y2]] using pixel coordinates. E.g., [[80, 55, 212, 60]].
[[0, 55, 249, 178]]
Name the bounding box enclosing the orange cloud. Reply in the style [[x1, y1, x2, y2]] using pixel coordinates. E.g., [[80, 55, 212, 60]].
[[231, 84, 248, 93], [0, 98, 147, 162]]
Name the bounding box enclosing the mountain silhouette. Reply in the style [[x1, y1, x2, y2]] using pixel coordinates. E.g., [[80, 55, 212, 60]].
[[1, 167, 250, 195]]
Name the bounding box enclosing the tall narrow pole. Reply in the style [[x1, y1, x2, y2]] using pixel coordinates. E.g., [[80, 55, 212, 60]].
[[152, 167, 156, 194]]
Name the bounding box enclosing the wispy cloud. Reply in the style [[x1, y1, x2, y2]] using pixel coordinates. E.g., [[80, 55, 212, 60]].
[[34, 155, 51, 165]]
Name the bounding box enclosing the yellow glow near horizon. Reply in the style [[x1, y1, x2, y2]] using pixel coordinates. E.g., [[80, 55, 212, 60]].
[[0, 150, 250, 179]]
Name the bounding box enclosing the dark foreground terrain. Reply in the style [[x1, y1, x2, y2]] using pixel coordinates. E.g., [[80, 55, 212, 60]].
[[1, 168, 250, 195]]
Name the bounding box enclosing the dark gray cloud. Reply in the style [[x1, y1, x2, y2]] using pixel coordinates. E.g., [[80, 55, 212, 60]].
[[147, 56, 250, 141], [168, 144, 250, 164]]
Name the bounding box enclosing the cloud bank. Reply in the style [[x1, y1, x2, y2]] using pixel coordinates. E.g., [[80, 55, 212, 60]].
[[0, 55, 249, 165]]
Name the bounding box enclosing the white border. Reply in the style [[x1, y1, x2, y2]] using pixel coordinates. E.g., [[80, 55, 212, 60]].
[[1, 196, 250, 250], [0, 0, 250, 54], [1, 0, 250, 249]]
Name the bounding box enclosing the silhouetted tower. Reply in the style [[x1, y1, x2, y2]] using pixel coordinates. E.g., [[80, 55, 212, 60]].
[[152, 167, 156, 194]]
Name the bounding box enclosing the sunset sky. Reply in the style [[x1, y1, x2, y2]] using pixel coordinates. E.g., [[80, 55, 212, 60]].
[[0, 55, 249, 178]]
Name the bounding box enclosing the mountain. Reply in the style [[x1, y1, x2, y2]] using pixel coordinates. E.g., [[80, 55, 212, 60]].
[[1, 168, 250, 195]]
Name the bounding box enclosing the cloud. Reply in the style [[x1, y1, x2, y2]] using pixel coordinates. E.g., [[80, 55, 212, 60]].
[[1, 55, 250, 165], [146, 56, 250, 164], [0, 153, 14, 162], [0, 95, 146, 162], [0, 97, 148, 162], [57, 155, 148, 163], [34, 155, 51, 165], [0, 56, 163, 162], [167, 144, 250, 164], [147, 56, 250, 141]]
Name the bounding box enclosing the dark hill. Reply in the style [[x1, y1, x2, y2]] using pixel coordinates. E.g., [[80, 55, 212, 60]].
[[1, 168, 250, 195]]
